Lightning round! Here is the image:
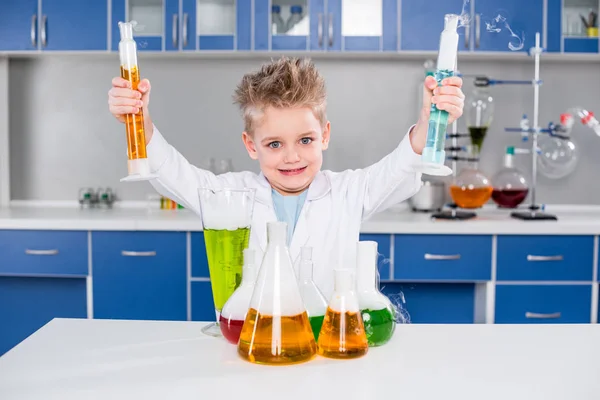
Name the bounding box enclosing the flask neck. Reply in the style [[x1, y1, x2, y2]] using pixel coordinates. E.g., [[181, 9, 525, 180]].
[[299, 260, 314, 283], [118, 22, 134, 41], [356, 242, 378, 292], [266, 222, 287, 245]]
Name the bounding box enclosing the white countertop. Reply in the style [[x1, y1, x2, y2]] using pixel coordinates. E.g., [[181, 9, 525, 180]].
[[0, 318, 598, 399], [1, 203, 600, 234]]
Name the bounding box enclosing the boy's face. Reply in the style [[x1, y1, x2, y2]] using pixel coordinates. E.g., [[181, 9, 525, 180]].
[[242, 106, 330, 196]]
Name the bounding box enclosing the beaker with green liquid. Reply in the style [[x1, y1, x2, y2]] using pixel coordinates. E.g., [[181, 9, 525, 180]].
[[198, 187, 255, 337], [355, 241, 396, 347]]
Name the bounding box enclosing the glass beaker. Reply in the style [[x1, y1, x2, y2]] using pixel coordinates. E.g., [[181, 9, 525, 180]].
[[449, 145, 493, 209], [219, 247, 258, 344], [317, 268, 368, 359], [466, 86, 494, 153], [297, 246, 328, 342], [356, 241, 396, 347], [238, 221, 316, 365], [198, 187, 255, 337]]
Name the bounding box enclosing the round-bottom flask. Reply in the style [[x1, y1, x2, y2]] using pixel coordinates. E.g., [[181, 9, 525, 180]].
[[491, 146, 529, 208], [537, 134, 578, 179], [450, 145, 493, 209], [356, 241, 396, 347]]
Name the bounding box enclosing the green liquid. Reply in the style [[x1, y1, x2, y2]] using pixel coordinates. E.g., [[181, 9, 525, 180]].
[[361, 308, 395, 347], [425, 68, 454, 157], [468, 126, 488, 151], [204, 227, 250, 311], [309, 315, 324, 342]]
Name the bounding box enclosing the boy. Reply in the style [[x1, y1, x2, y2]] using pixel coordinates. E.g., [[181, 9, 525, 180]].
[[108, 57, 464, 297]]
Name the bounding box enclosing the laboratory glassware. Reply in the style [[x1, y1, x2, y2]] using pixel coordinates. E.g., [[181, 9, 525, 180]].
[[537, 134, 579, 179], [219, 247, 258, 344], [491, 146, 529, 208], [198, 187, 255, 337], [317, 268, 368, 359], [118, 21, 157, 182], [466, 85, 494, 153], [297, 246, 328, 342], [413, 14, 460, 177], [238, 221, 317, 365], [356, 241, 395, 347], [449, 145, 493, 209]]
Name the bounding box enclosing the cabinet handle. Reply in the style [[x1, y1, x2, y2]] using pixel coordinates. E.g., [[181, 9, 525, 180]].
[[318, 14, 323, 47], [31, 15, 37, 47], [475, 14, 480, 48], [424, 253, 461, 260], [41, 15, 47, 47], [25, 249, 59, 256], [121, 250, 156, 257], [527, 255, 564, 261], [328, 13, 333, 47], [525, 312, 561, 319], [183, 13, 188, 47], [172, 14, 178, 48]]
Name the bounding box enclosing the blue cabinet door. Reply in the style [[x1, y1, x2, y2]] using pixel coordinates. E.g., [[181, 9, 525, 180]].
[[191, 281, 217, 321], [401, 0, 469, 51], [328, 0, 398, 51], [546, 0, 561, 52], [474, 0, 543, 52], [0, 277, 87, 356], [0, 0, 39, 50], [180, 0, 197, 50], [196, 0, 251, 50], [92, 231, 187, 321], [255, 0, 320, 51], [165, 0, 181, 51], [111, 0, 163, 51], [380, 282, 475, 323], [41, 0, 107, 50]]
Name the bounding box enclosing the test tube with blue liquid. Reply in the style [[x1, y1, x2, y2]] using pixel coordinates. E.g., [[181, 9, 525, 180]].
[[414, 14, 459, 176]]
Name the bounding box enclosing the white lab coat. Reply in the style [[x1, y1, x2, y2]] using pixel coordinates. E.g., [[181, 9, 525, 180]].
[[146, 125, 423, 298]]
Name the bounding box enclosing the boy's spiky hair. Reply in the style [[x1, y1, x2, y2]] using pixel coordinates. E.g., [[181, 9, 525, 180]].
[[233, 57, 327, 134]]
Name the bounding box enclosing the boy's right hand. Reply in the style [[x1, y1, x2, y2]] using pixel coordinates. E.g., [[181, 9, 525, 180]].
[[108, 77, 153, 143]]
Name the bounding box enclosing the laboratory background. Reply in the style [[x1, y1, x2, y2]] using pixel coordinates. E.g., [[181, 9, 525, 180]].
[[1, 0, 600, 376]]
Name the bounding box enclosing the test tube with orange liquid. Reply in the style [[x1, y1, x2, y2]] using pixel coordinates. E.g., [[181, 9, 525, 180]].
[[118, 21, 157, 182]]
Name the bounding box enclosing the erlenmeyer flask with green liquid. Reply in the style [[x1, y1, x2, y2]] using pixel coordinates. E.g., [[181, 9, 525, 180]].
[[297, 246, 328, 342], [356, 241, 396, 347]]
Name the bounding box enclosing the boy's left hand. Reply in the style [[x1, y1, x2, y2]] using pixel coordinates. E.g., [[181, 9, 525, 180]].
[[409, 75, 465, 155]]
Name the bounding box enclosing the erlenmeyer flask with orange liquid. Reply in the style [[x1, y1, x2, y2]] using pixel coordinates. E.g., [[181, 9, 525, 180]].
[[237, 221, 317, 365], [219, 248, 258, 344], [449, 144, 493, 209], [317, 269, 369, 359]]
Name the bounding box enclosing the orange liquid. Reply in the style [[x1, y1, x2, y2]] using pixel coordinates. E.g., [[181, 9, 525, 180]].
[[317, 307, 368, 359], [120, 65, 147, 160], [238, 308, 317, 365], [450, 185, 493, 209]]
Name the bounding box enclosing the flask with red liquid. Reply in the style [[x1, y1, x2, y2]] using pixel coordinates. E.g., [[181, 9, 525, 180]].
[[491, 146, 529, 208], [219, 248, 257, 344]]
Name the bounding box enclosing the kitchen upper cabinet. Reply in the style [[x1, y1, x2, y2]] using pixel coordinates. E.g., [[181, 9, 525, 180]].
[[255, 0, 318, 50], [0, 0, 107, 51], [196, 0, 251, 50], [473, 0, 544, 52], [401, 0, 469, 51]]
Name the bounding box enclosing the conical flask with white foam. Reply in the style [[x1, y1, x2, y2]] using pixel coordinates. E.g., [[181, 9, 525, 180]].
[[356, 241, 396, 346], [297, 247, 328, 342], [317, 268, 368, 359], [237, 221, 317, 365], [219, 248, 258, 344]]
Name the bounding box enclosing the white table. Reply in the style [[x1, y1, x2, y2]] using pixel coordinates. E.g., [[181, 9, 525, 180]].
[[0, 318, 599, 399]]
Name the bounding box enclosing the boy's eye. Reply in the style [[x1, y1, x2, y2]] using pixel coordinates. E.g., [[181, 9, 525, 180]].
[[268, 141, 281, 149], [300, 137, 312, 144]]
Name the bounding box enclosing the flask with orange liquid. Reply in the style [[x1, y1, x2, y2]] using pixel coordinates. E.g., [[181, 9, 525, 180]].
[[449, 144, 493, 209], [118, 21, 157, 182], [317, 268, 369, 359], [219, 248, 258, 344], [237, 222, 317, 365]]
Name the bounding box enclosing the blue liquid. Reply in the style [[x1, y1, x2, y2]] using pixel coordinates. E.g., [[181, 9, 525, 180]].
[[422, 69, 454, 165]]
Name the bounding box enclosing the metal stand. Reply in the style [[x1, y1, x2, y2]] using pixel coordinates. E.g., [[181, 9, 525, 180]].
[[508, 33, 557, 221]]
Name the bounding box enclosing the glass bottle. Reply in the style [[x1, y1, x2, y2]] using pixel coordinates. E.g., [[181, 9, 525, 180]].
[[317, 269, 369, 359], [491, 146, 529, 208], [450, 145, 493, 209], [219, 248, 258, 344], [466, 86, 494, 153], [237, 221, 316, 365], [356, 241, 396, 347], [297, 247, 328, 342]]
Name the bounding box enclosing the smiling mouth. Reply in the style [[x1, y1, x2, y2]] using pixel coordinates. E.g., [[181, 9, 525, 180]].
[[278, 166, 307, 176]]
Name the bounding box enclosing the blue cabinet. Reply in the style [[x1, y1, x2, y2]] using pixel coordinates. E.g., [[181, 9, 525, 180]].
[[0, 0, 107, 51], [92, 231, 187, 321], [381, 282, 475, 323], [197, 0, 251, 50], [191, 232, 209, 278], [473, 0, 543, 52], [495, 284, 592, 323], [0, 277, 87, 356], [191, 281, 217, 322], [401, 0, 468, 51]]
